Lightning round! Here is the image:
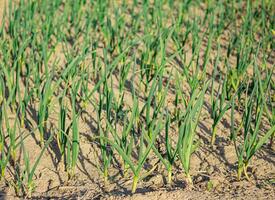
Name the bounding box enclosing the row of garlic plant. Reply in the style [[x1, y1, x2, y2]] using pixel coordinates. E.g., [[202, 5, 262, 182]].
[[0, 0, 274, 196]]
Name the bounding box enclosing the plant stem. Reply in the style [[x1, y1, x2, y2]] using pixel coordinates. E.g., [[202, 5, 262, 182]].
[[186, 173, 193, 185], [211, 125, 217, 145], [237, 164, 243, 181], [167, 168, 172, 185], [132, 175, 139, 193], [243, 163, 250, 181]]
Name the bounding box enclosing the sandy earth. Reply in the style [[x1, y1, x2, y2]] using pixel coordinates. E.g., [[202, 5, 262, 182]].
[[0, 1, 274, 200]]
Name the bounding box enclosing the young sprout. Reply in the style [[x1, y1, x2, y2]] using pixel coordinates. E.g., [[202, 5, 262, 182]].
[[0, 101, 9, 180], [210, 47, 231, 145], [178, 81, 209, 184], [21, 130, 54, 197], [231, 70, 275, 180], [100, 115, 165, 193], [66, 81, 81, 178], [57, 90, 68, 156], [38, 75, 53, 145], [261, 67, 274, 147], [107, 96, 138, 176]]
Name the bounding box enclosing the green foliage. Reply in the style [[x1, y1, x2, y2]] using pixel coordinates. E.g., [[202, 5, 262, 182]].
[[0, 0, 273, 196]]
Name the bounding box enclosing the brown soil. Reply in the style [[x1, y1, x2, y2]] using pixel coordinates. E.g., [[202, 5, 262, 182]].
[[0, 1, 274, 200]]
